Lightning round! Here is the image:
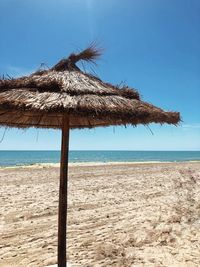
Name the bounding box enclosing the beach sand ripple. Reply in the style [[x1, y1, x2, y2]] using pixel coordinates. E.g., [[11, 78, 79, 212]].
[[0, 162, 200, 266]]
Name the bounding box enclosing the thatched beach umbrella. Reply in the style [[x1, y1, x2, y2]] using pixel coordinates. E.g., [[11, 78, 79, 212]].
[[0, 46, 180, 267]]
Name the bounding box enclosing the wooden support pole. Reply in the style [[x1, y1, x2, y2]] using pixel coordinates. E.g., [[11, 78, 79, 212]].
[[58, 114, 70, 267]]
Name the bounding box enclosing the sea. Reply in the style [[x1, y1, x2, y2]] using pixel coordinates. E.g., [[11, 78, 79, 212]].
[[0, 150, 199, 167]]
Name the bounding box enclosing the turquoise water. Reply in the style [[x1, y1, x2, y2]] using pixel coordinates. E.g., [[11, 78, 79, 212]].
[[0, 150, 199, 167]]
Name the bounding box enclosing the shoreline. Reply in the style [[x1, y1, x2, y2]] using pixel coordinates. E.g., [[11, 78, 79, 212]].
[[0, 160, 200, 169]]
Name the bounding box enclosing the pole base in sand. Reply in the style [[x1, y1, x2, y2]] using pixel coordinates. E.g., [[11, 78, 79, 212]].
[[47, 263, 71, 267]]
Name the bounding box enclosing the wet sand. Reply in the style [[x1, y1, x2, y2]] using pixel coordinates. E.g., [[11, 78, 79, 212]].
[[0, 162, 200, 267]]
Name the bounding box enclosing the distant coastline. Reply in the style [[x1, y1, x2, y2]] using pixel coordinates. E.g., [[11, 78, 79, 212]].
[[0, 150, 200, 167]]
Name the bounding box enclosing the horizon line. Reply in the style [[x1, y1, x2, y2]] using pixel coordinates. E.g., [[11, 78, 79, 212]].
[[0, 150, 200, 152]]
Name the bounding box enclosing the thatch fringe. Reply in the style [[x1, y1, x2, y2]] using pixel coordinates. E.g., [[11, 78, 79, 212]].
[[0, 70, 140, 100]]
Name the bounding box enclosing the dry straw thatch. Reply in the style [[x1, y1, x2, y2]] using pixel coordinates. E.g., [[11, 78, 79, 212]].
[[0, 46, 180, 129]]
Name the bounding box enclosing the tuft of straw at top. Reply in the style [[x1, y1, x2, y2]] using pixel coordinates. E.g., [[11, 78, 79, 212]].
[[52, 45, 102, 72]]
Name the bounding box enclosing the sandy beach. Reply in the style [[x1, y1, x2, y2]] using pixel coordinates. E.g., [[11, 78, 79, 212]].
[[0, 161, 200, 267]]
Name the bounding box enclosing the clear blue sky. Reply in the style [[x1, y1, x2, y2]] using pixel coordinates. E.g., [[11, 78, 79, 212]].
[[0, 0, 199, 150]]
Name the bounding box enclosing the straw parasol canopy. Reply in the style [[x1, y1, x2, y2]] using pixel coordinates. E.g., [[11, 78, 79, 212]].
[[0, 46, 179, 129], [0, 46, 180, 267]]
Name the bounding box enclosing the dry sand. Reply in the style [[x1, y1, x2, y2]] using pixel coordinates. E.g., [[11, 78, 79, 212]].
[[0, 162, 200, 267]]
